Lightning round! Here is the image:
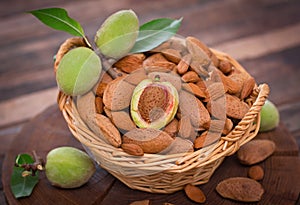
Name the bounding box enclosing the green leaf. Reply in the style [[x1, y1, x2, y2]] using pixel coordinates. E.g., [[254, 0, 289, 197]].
[[28, 8, 85, 37], [11, 167, 39, 198], [130, 17, 182, 53], [15, 154, 34, 166]]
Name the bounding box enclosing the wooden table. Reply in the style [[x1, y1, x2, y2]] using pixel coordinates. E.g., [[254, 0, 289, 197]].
[[1, 0, 300, 204], [1, 104, 299, 205]]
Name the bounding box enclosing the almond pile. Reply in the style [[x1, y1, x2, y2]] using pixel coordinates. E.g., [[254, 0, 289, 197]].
[[77, 36, 256, 156]]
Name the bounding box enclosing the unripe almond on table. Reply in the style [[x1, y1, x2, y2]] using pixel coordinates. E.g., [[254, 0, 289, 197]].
[[45, 147, 95, 189]]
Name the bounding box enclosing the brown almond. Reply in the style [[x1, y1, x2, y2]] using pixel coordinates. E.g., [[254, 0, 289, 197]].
[[184, 184, 206, 203], [240, 76, 256, 99], [181, 71, 200, 83], [94, 114, 122, 147], [206, 95, 226, 120], [103, 77, 135, 111], [226, 94, 250, 119], [194, 131, 220, 149], [179, 91, 210, 129], [95, 82, 107, 97], [178, 116, 194, 139], [222, 118, 233, 135], [95, 96, 104, 114], [161, 48, 182, 64], [100, 72, 113, 84], [177, 54, 192, 75], [182, 83, 207, 99], [122, 128, 174, 154], [124, 68, 148, 85], [121, 143, 144, 156], [143, 53, 176, 72], [161, 137, 194, 155], [248, 165, 264, 181], [216, 177, 264, 202], [110, 111, 136, 131], [218, 59, 232, 74], [114, 54, 145, 73], [237, 139, 276, 165], [163, 118, 179, 138]]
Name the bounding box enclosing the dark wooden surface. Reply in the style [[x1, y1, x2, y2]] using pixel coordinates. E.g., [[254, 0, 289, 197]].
[[2, 105, 300, 205], [1, 0, 300, 204]]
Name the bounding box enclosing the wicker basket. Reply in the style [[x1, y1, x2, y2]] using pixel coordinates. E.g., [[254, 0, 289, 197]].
[[55, 37, 270, 194]]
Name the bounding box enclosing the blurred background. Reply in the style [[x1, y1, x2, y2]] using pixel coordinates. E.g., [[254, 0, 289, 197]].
[[0, 0, 300, 149]]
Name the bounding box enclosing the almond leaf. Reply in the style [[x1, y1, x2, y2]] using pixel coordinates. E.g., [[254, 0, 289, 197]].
[[130, 17, 182, 53], [28, 8, 85, 37]]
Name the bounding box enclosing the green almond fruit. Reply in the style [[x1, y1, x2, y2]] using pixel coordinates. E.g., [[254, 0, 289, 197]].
[[94, 9, 139, 59], [56, 47, 102, 96], [259, 100, 280, 132], [45, 146, 96, 189]]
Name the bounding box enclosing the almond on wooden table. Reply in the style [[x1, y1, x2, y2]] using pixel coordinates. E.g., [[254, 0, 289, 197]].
[[184, 184, 206, 203], [216, 177, 264, 202]]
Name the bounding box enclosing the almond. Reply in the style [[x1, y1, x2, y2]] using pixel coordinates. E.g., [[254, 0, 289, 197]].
[[121, 143, 144, 156], [178, 116, 194, 139], [94, 114, 122, 147], [216, 177, 264, 202], [95, 96, 104, 114], [222, 118, 233, 135], [181, 71, 200, 83], [186, 36, 219, 67], [161, 137, 194, 155], [179, 91, 210, 129], [122, 128, 174, 154], [161, 48, 182, 64], [182, 82, 207, 99], [237, 139, 276, 165], [177, 54, 192, 75], [95, 82, 107, 97], [163, 118, 179, 138], [240, 76, 256, 99], [143, 53, 176, 72], [103, 77, 135, 111], [110, 111, 136, 131], [218, 59, 232, 74], [194, 131, 220, 149], [225, 94, 250, 119], [184, 184, 206, 203], [248, 165, 264, 181], [124, 68, 148, 85], [114, 53, 145, 73]]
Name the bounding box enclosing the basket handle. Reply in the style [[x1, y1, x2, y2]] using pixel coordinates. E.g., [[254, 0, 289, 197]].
[[54, 37, 88, 72], [221, 83, 270, 155]]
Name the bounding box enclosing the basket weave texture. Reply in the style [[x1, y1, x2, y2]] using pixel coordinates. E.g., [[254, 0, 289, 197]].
[[56, 37, 269, 194]]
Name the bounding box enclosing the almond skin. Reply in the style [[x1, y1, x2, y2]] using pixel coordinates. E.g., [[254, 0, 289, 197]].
[[226, 94, 250, 119]]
